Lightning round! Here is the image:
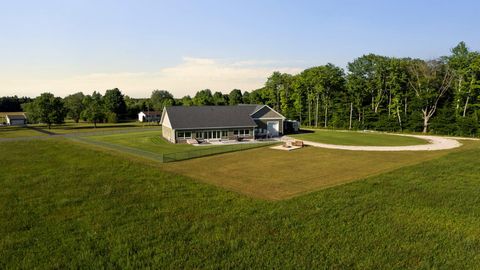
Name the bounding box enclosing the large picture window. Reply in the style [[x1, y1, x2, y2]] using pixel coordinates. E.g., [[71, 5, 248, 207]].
[[233, 129, 251, 137], [177, 131, 192, 139]]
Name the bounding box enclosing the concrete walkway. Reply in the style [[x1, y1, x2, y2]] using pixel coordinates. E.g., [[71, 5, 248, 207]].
[[288, 134, 465, 152]]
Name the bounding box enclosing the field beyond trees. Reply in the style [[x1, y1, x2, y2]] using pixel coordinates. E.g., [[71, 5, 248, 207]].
[[1, 138, 480, 268]]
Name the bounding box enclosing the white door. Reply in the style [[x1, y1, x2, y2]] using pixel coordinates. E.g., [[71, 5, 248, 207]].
[[267, 121, 279, 137]]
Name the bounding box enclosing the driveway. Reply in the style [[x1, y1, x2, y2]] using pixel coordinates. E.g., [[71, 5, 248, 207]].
[[287, 134, 467, 151]]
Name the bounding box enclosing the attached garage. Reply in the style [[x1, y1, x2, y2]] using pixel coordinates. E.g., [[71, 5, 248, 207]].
[[267, 121, 280, 137], [251, 105, 285, 138]]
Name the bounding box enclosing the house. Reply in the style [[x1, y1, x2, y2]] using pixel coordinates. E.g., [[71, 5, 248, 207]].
[[138, 111, 162, 122], [5, 114, 27, 126], [160, 105, 286, 143]]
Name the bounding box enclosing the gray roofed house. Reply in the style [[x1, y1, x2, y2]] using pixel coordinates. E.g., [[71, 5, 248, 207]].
[[160, 105, 285, 143]]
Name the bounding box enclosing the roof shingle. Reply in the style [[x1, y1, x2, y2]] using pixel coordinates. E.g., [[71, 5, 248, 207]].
[[165, 105, 262, 129]]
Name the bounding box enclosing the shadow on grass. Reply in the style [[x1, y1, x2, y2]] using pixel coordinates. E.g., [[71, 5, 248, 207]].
[[58, 124, 140, 130], [0, 126, 25, 133], [26, 126, 55, 135], [296, 129, 315, 134]]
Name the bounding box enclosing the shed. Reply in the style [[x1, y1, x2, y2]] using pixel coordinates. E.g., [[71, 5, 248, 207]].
[[6, 114, 27, 126]]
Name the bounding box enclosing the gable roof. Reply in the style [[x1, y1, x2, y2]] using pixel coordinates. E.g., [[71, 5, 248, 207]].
[[164, 105, 261, 129], [251, 105, 286, 119], [6, 114, 26, 120], [139, 111, 162, 116]]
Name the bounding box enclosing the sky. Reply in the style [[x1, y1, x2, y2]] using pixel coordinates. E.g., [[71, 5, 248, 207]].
[[0, 0, 479, 98]]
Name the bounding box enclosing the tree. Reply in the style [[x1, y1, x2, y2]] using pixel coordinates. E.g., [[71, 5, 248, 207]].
[[81, 92, 105, 128], [125, 96, 147, 119], [64, 92, 85, 123], [228, 89, 243, 105], [248, 89, 265, 105], [150, 90, 174, 111], [385, 58, 410, 131], [21, 102, 40, 123], [291, 76, 306, 124], [193, 89, 214, 105], [265, 72, 292, 113], [24, 93, 66, 129], [408, 59, 454, 133], [317, 64, 345, 127], [213, 91, 227, 105], [103, 88, 127, 119], [0, 96, 32, 112], [180, 95, 193, 106], [242, 91, 251, 104], [447, 42, 480, 117]]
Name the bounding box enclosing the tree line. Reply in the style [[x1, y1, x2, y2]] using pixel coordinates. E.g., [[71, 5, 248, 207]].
[[170, 42, 480, 136], [1, 42, 479, 135]]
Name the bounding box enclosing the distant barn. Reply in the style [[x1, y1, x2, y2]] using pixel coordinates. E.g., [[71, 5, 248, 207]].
[[1, 113, 27, 126], [138, 111, 162, 122]]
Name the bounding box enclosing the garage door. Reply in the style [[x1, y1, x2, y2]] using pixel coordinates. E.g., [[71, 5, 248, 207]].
[[10, 120, 25, 126], [267, 121, 279, 137]]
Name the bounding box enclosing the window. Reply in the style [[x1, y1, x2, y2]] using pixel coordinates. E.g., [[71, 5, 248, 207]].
[[233, 129, 251, 137], [177, 131, 192, 139], [222, 130, 228, 137], [196, 132, 203, 138]]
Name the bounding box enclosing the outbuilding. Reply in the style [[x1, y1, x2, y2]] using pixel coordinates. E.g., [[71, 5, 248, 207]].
[[5, 114, 27, 126], [138, 111, 162, 123]]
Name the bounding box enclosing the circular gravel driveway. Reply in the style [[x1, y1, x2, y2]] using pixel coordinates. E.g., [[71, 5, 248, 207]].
[[296, 134, 464, 151]]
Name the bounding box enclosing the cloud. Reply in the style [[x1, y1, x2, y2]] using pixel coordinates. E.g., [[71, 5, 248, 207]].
[[0, 57, 304, 98]]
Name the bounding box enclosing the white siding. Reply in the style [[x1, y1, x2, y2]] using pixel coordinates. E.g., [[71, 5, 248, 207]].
[[160, 110, 172, 128], [138, 112, 146, 122]]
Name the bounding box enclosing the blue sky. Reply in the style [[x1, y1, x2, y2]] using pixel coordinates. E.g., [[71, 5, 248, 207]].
[[1, 0, 479, 98]]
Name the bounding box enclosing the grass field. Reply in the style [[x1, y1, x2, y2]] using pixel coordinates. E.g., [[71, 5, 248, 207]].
[[86, 130, 275, 161], [292, 129, 428, 146], [0, 121, 158, 138], [0, 126, 47, 138], [1, 139, 480, 268], [163, 145, 453, 199], [31, 121, 157, 134], [88, 130, 200, 154]]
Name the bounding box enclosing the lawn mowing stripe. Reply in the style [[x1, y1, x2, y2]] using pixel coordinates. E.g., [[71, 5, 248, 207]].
[[69, 136, 278, 163], [68, 137, 166, 162]]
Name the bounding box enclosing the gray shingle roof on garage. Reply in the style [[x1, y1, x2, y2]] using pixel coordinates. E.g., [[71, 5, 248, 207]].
[[6, 114, 26, 120], [165, 105, 263, 129]]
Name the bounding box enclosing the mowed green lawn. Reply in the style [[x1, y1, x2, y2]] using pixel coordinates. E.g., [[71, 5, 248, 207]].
[[0, 121, 159, 138], [1, 139, 480, 268], [292, 129, 428, 146], [164, 145, 453, 199], [0, 126, 46, 138], [31, 121, 157, 134], [88, 130, 199, 154], [87, 130, 274, 160]]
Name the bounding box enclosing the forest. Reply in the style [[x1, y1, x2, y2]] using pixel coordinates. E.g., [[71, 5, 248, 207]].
[[1, 42, 479, 135]]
